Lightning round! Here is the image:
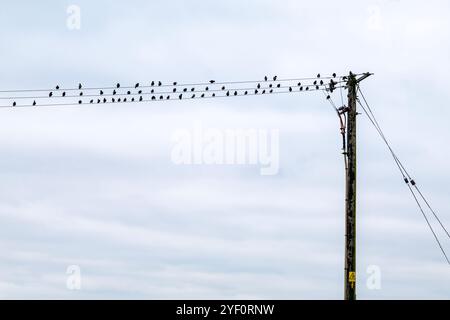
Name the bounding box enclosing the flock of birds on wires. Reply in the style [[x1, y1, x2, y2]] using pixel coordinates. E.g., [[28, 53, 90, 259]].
[[0, 71, 448, 265], [0, 73, 350, 108]]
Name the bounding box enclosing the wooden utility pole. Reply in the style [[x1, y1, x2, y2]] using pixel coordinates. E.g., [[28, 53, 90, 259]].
[[344, 72, 357, 300], [344, 72, 372, 300]]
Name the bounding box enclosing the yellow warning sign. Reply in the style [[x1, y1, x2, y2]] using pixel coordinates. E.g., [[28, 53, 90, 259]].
[[349, 272, 356, 282]]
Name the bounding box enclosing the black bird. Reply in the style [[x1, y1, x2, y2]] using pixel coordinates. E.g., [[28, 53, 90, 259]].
[[255, 89, 258, 94], [173, 88, 177, 93], [326, 95, 331, 100], [257, 83, 261, 89], [277, 84, 281, 88], [262, 90, 266, 94], [332, 73, 336, 78], [269, 89, 273, 93], [135, 83, 139, 88], [138, 90, 142, 94], [244, 91, 248, 95], [151, 81, 155, 86], [226, 91, 230, 96], [131, 98, 135, 102], [78, 83, 82, 90], [191, 88, 195, 92], [151, 96, 156, 100], [112, 98, 115, 103], [78, 100, 82, 104], [116, 83, 120, 88], [317, 73, 321, 78], [158, 81, 162, 86], [316, 85, 319, 90], [313, 80, 317, 85], [205, 87, 209, 91], [118, 98, 121, 102], [100, 90, 104, 95], [97, 99, 101, 103], [62, 92, 66, 97], [139, 96, 143, 102], [306, 86, 309, 91], [56, 85, 60, 90], [234, 91, 237, 96], [49, 92, 53, 97], [269, 84, 273, 88], [297, 82, 301, 86], [300, 87, 303, 91], [13, 101, 16, 107], [264, 76, 268, 81], [289, 87, 292, 92], [212, 93, 216, 97], [191, 94, 195, 98], [103, 98, 107, 103], [173, 82, 177, 86], [201, 93, 205, 98], [221, 86, 226, 90], [127, 91, 131, 95], [33, 100, 36, 106], [183, 88, 187, 92], [166, 96, 170, 100], [179, 94, 183, 100], [113, 90, 117, 95], [273, 76, 277, 81], [151, 89, 155, 94], [209, 80, 215, 84], [90, 100, 93, 104], [124, 98, 127, 102], [79, 92, 83, 96], [320, 80, 324, 85], [159, 96, 163, 100]]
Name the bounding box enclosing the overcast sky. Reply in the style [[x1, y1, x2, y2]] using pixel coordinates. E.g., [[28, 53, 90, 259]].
[[0, 0, 449, 299]]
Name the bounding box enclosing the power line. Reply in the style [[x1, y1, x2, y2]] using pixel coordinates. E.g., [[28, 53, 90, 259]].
[[356, 86, 450, 264]]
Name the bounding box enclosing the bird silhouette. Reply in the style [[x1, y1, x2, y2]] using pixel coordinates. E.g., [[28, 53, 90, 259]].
[[313, 80, 317, 85], [221, 86, 226, 90], [257, 83, 261, 89], [131, 98, 135, 102], [78, 83, 82, 90], [167, 95, 170, 100], [209, 80, 215, 84], [226, 91, 230, 96], [183, 88, 187, 92], [90, 100, 93, 104], [316, 85, 319, 90], [151, 89, 154, 93], [124, 98, 127, 102], [244, 91, 248, 95], [173, 88, 177, 93], [289, 87, 292, 92], [113, 90, 117, 95], [159, 96, 163, 100], [300, 87, 303, 91], [56, 85, 60, 90], [191, 94, 195, 98], [49, 92, 53, 97], [62, 92, 66, 97], [320, 80, 324, 85], [234, 91, 237, 96], [264, 76, 268, 81], [277, 84, 281, 88], [33, 100, 36, 106], [78, 100, 82, 104], [100, 90, 104, 95], [158, 81, 162, 86], [269, 84, 273, 88], [135, 83, 139, 88], [297, 82, 301, 86], [332, 73, 336, 78], [317, 73, 321, 78], [326, 95, 331, 100], [151, 81, 155, 86], [255, 89, 258, 94], [269, 89, 273, 93], [13, 101, 16, 107], [179, 94, 183, 100], [173, 82, 177, 86], [205, 87, 209, 91], [139, 96, 143, 102], [191, 88, 195, 92], [79, 92, 83, 96], [151, 96, 156, 100], [112, 98, 115, 103], [306, 87, 309, 91], [262, 90, 266, 94], [97, 99, 101, 103], [273, 76, 277, 81], [116, 83, 120, 88], [127, 91, 131, 95], [138, 90, 142, 94], [118, 98, 121, 102], [103, 98, 107, 103], [201, 93, 205, 98], [212, 93, 216, 97]]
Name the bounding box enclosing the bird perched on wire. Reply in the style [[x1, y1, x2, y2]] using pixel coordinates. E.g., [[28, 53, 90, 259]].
[[49, 92, 53, 97], [13, 101, 16, 107], [317, 73, 321, 78], [179, 94, 183, 100], [151, 81, 155, 86], [135, 83, 139, 88], [33, 100, 36, 106], [78, 83, 82, 90], [139, 96, 143, 102], [209, 80, 215, 84], [113, 90, 117, 95], [62, 92, 66, 97], [273, 76, 277, 81], [264, 76, 268, 81], [100, 90, 104, 95], [158, 81, 162, 86], [116, 83, 120, 88], [56, 85, 60, 90], [332, 73, 336, 78], [173, 82, 177, 86]]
